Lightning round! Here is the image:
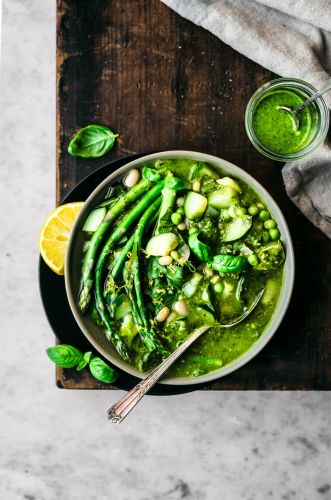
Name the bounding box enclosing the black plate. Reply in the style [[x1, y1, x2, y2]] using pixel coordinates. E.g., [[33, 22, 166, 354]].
[[39, 154, 210, 394]]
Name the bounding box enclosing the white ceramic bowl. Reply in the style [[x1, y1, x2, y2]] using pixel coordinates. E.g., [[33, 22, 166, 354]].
[[65, 151, 295, 385]]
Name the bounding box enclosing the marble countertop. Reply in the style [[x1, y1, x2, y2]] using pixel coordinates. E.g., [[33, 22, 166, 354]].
[[0, 1, 330, 499]]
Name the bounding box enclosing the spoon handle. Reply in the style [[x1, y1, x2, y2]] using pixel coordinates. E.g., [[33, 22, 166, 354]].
[[295, 77, 331, 115], [107, 325, 211, 423]]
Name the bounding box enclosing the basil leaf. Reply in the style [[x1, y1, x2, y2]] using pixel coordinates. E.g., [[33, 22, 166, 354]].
[[188, 232, 212, 262], [68, 125, 118, 158], [76, 351, 93, 372], [210, 254, 246, 274], [89, 357, 119, 384], [46, 345, 83, 368]]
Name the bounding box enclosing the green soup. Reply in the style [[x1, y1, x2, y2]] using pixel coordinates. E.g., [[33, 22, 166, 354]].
[[83, 158, 285, 378], [252, 90, 314, 154]]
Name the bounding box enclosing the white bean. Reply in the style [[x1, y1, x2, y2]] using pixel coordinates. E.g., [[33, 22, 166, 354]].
[[166, 311, 177, 323], [192, 181, 201, 192], [124, 168, 140, 188], [170, 250, 179, 260], [176, 197, 185, 207], [204, 266, 214, 277], [158, 255, 173, 266], [211, 275, 220, 284], [177, 223, 187, 231], [173, 300, 189, 316], [156, 306, 171, 322]]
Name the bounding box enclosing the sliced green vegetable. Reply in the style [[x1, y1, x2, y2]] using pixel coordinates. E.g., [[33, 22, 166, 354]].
[[189, 162, 218, 180], [228, 204, 246, 217], [222, 215, 252, 242], [98, 184, 126, 207], [184, 192, 207, 219], [210, 254, 246, 274], [113, 294, 132, 320], [261, 278, 279, 305], [68, 124, 118, 158], [188, 306, 216, 328], [208, 187, 238, 209], [145, 233, 179, 256], [82, 207, 106, 233], [182, 272, 203, 297], [216, 177, 241, 193], [119, 314, 138, 347]]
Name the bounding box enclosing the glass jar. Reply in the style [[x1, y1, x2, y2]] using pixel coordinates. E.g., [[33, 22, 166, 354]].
[[245, 78, 329, 162]]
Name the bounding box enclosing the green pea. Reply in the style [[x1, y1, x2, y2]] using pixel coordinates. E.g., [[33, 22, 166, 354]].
[[264, 219, 276, 230], [214, 282, 224, 294], [248, 254, 259, 267], [269, 228, 280, 240], [176, 207, 185, 215], [262, 230, 270, 243], [259, 210, 270, 221], [236, 206, 247, 215], [189, 226, 198, 235], [248, 205, 259, 216], [171, 212, 182, 225], [222, 209, 231, 221]]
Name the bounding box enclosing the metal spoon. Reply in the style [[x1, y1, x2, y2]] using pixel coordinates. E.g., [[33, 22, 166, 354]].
[[107, 288, 264, 423], [278, 78, 331, 129]]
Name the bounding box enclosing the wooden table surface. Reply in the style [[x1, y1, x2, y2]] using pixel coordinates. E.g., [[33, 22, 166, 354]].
[[56, 0, 331, 390]]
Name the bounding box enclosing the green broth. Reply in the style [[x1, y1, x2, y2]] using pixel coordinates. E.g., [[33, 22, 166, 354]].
[[85, 158, 285, 378], [168, 268, 282, 377], [252, 90, 314, 154]]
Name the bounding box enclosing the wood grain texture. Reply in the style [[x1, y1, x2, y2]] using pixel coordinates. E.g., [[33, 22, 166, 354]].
[[56, 0, 331, 390]]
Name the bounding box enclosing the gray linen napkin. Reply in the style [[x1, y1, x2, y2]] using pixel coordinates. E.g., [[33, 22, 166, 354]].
[[162, 0, 331, 238]]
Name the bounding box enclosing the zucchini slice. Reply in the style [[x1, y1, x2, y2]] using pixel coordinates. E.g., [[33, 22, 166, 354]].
[[82, 207, 106, 232], [222, 215, 252, 242], [184, 192, 207, 219]]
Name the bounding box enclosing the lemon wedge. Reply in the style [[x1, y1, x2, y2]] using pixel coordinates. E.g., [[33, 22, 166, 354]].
[[39, 202, 84, 275]]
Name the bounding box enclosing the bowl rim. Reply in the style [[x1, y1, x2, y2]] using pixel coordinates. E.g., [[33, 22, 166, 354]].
[[65, 150, 295, 385]]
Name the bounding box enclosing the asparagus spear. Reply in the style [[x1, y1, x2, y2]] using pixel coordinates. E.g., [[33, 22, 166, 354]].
[[131, 198, 167, 350], [110, 210, 159, 280], [94, 182, 164, 357], [123, 261, 155, 352], [103, 210, 159, 322], [79, 177, 152, 313]]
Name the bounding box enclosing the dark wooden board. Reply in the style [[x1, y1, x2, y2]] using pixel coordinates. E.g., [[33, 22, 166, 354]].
[[56, 0, 331, 390]]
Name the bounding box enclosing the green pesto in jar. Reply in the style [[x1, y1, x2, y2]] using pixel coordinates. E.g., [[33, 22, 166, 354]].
[[252, 90, 314, 154]]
